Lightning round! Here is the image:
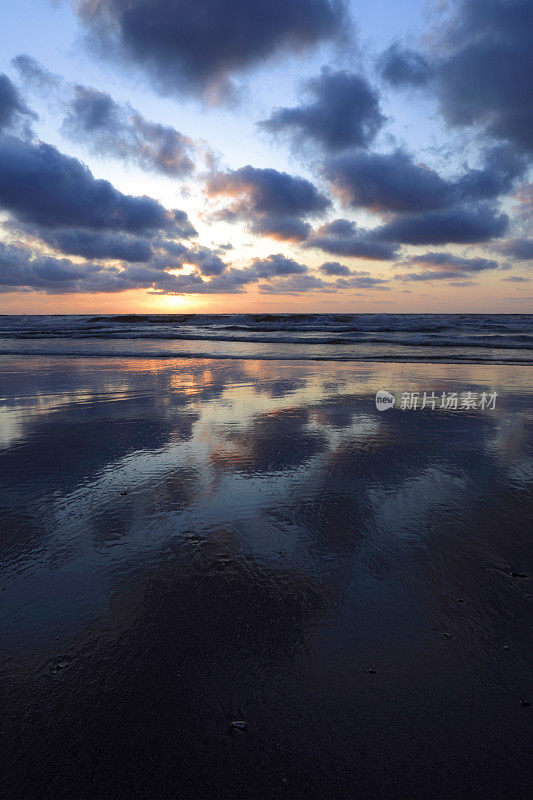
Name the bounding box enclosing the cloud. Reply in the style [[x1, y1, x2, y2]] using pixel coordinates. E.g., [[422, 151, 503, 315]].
[[13, 56, 198, 177], [380, 1, 533, 155], [260, 68, 384, 150], [173, 245, 228, 276], [373, 204, 508, 244], [325, 149, 452, 212], [498, 238, 533, 260], [75, 0, 347, 101], [62, 86, 196, 176], [378, 43, 432, 87], [207, 165, 330, 241], [500, 275, 530, 283], [398, 252, 499, 273], [0, 73, 36, 134], [437, 0, 533, 154], [335, 275, 389, 288], [304, 218, 398, 259], [394, 250, 500, 282], [0, 136, 196, 235], [16, 228, 154, 263], [318, 260, 352, 275], [258, 274, 329, 294], [324, 145, 525, 213], [0, 241, 133, 293], [0, 240, 258, 295], [249, 253, 308, 278]]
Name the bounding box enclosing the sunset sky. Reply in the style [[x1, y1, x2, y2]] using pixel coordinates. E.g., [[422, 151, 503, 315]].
[[0, 0, 531, 314]]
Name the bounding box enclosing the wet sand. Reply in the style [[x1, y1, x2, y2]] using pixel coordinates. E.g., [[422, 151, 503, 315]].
[[0, 356, 531, 799]]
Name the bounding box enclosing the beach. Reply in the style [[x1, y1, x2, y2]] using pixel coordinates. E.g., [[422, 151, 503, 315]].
[[0, 352, 531, 799]]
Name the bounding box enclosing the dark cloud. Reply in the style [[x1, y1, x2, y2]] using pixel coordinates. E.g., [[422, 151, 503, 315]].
[[13, 56, 198, 177], [0, 241, 132, 293], [395, 270, 471, 282], [380, 1, 533, 155], [378, 43, 432, 87], [398, 252, 499, 273], [12, 55, 61, 92], [373, 204, 508, 245], [335, 275, 389, 289], [0, 240, 254, 295], [30, 229, 154, 263], [498, 238, 533, 260], [250, 215, 311, 242], [62, 85, 196, 176], [258, 274, 329, 294], [75, 0, 347, 101], [325, 149, 452, 212], [455, 145, 527, 201], [0, 73, 35, 133], [324, 146, 525, 213], [304, 218, 398, 259], [174, 245, 228, 276], [318, 260, 352, 275], [500, 275, 530, 282], [394, 250, 500, 282], [260, 68, 384, 150], [249, 254, 308, 278], [437, 0, 533, 153], [0, 136, 195, 235], [207, 165, 330, 241]]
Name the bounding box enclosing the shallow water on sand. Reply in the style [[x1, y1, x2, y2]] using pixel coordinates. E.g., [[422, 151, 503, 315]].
[[0, 356, 532, 799]]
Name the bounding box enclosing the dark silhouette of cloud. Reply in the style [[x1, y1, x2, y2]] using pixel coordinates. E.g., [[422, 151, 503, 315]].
[[325, 149, 452, 212], [500, 275, 529, 282], [379, 1, 533, 155], [258, 274, 329, 294], [394, 250, 500, 282], [207, 165, 330, 241], [304, 218, 398, 259], [27, 229, 154, 263], [324, 146, 525, 213], [75, 0, 347, 101], [63, 86, 196, 176], [249, 254, 308, 278], [13, 56, 198, 177], [373, 204, 508, 244], [260, 68, 384, 150], [0, 136, 195, 235], [0, 73, 36, 133], [378, 43, 432, 87], [335, 275, 389, 289], [498, 238, 533, 260], [318, 261, 352, 275], [397, 251, 499, 273], [0, 240, 251, 295], [437, 0, 533, 154]]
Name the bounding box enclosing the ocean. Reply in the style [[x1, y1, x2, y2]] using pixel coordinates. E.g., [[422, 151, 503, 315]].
[[0, 312, 532, 362]]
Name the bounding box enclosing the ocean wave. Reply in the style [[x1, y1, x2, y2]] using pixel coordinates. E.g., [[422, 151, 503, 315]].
[[0, 313, 531, 363]]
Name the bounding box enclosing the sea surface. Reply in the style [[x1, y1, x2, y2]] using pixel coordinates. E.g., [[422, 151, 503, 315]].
[[0, 312, 532, 362]]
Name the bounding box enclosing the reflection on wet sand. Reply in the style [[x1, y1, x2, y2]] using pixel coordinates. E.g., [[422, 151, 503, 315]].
[[0, 356, 531, 799]]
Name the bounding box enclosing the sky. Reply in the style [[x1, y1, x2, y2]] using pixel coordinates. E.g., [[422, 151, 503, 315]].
[[0, 0, 531, 314]]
